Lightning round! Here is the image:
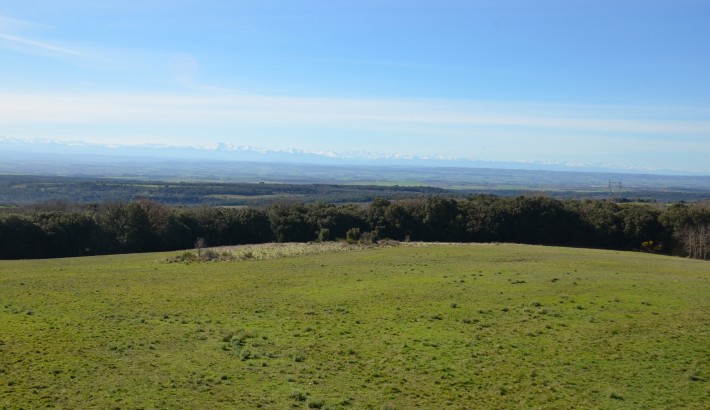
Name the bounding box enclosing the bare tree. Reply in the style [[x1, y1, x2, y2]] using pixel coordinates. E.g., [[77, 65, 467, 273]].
[[195, 237, 206, 258], [680, 224, 710, 260], [700, 224, 710, 260]]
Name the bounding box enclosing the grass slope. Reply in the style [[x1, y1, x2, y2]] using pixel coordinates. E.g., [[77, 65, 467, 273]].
[[1, 244, 708, 409]]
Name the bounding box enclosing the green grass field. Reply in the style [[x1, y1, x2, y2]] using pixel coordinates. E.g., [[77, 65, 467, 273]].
[[1, 244, 708, 409]]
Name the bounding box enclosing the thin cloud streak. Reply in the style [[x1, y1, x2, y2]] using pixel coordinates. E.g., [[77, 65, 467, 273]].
[[0, 34, 88, 58], [0, 33, 88, 59], [0, 15, 45, 31], [0, 14, 136, 67], [1, 92, 709, 137]]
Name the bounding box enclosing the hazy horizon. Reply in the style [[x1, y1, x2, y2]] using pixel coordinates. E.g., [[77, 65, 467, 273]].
[[2, 1, 709, 174], [3, 136, 710, 177]]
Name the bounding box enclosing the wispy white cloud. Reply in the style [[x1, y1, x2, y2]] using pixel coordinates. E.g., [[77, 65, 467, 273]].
[[0, 33, 88, 58], [0, 15, 45, 31], [0, 13, 168, 69], [0, 12, 93, 61], [0, 15, 87, 58], [1, 91, 709, 138]]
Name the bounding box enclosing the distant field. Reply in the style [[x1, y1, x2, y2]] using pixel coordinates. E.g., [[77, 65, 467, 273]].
[[1, 244, 708, 408], [2, 169, 710, 206], [0, 175, 449, 206], [206, 194, 303, 200]]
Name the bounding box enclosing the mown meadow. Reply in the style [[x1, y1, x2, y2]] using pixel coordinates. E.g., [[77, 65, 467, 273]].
[[1, 243, 708, 409]]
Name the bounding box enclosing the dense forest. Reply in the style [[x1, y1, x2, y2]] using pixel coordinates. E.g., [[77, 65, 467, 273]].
[[1, 196, 709, 260]]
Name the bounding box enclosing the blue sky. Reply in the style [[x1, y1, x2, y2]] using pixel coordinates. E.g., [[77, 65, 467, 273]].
[[1, 1, 709, 173]]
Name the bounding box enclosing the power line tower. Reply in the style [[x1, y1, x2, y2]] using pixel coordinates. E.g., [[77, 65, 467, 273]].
[[608, 178, 623, 202]]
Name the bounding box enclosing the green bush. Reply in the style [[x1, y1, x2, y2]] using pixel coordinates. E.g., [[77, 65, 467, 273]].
[[318, 228, 331, 242], [345, 228, 361, 243]]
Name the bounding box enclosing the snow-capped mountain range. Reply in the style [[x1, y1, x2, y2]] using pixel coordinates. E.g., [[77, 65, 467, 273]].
[[0, 137, 700, 176]]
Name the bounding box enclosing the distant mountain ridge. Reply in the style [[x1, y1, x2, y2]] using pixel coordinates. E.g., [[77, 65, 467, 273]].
[[0, 137, 703, 176]]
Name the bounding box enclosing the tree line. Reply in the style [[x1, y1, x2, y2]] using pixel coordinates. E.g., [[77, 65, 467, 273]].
[[1, 196, 709, 260]]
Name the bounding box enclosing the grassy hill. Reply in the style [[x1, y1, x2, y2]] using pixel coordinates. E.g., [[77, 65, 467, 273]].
[[1, 244, 708, 409]]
